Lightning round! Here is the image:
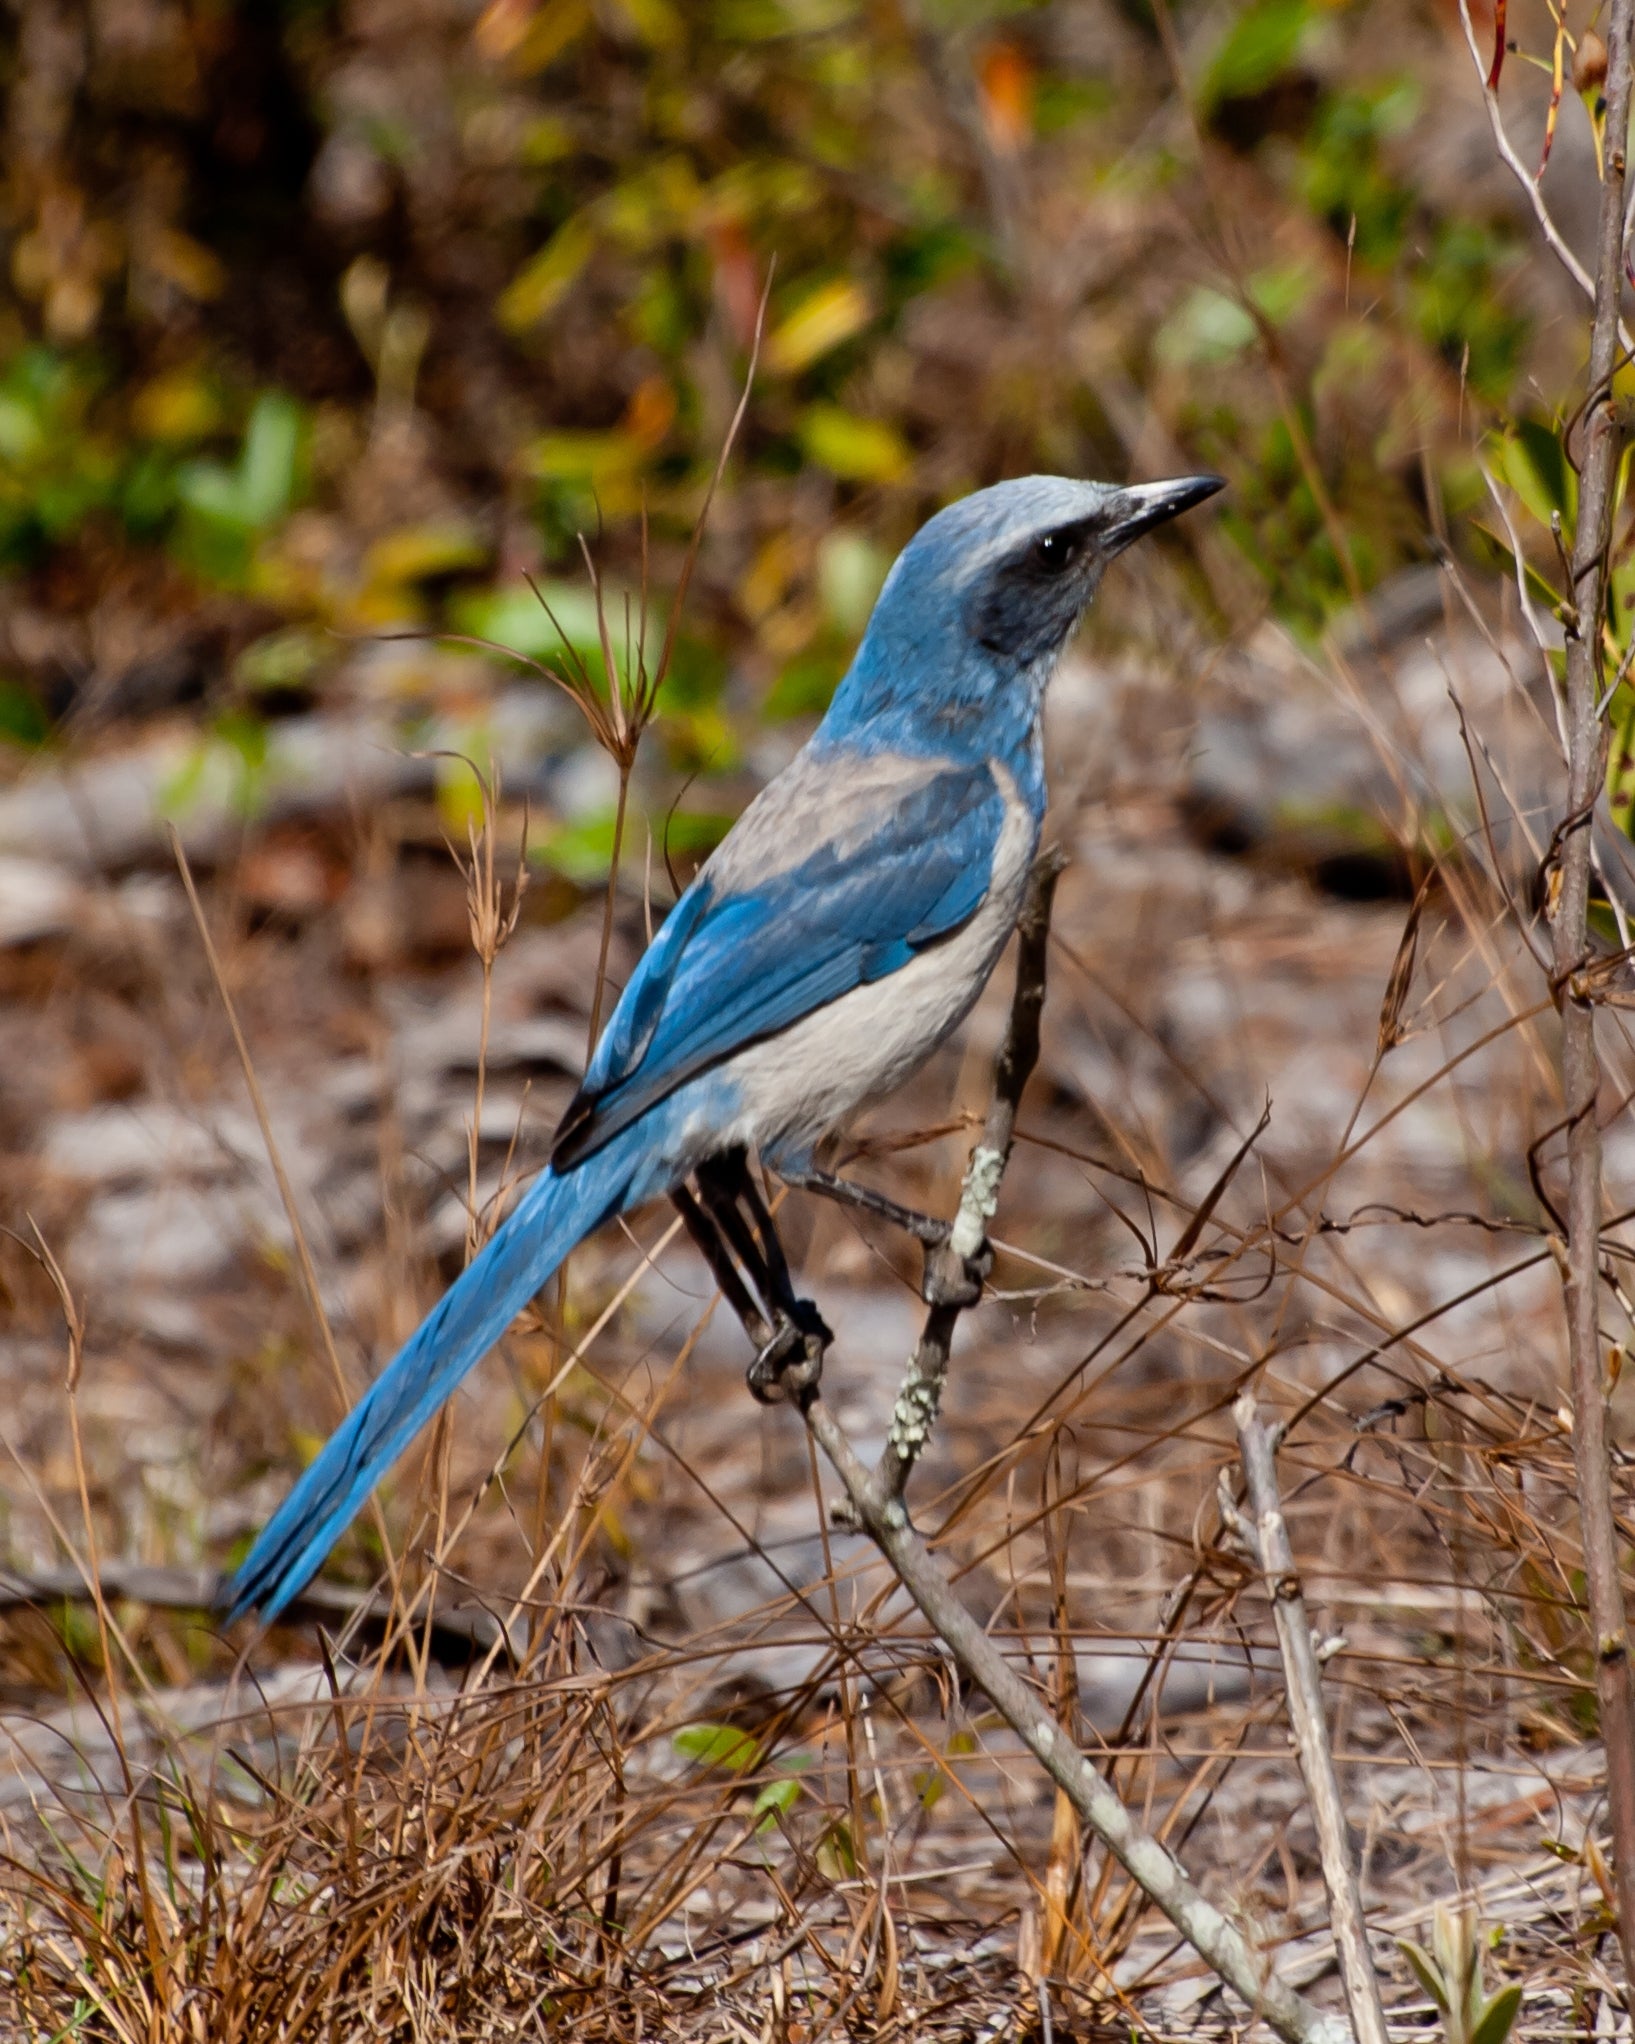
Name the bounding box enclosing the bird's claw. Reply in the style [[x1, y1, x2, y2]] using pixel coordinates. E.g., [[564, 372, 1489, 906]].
[[746, 1298, 832, 1404], [922, 1237, 992, 1310]]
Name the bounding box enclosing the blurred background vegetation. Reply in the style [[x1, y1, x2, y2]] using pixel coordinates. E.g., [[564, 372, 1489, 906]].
[[0, 0, 1590, 869]]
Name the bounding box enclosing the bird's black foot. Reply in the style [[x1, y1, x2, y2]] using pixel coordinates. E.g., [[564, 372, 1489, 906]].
[[746, 1297, 832, 1404], [922, 1237, 993, 1311]]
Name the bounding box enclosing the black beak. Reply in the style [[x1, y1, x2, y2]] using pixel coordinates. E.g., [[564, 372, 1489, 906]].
[[1104, 472, 1225, 553]]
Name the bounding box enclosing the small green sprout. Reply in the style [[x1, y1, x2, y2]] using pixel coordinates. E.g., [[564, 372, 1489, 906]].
[[1396, 1903, 1523, 2044]]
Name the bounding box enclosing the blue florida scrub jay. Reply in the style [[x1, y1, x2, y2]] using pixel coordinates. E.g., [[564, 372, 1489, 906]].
[[227, 470, 1222, 1620]]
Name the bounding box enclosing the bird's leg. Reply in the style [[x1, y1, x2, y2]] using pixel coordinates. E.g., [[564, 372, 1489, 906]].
[[773, 1160, 948, 1244], [715, 1151, 834, 1385], [770, 1159, 991, 1311], [671, 1184, 771, 1350], [696, 1150, 830, 1401], [712, 1152, 801, 1311]]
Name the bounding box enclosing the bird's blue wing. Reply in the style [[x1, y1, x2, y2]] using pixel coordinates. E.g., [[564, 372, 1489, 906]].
[[552, 757, 1006, 1167]]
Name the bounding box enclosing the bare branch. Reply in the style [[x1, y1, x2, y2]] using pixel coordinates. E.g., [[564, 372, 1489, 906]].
[[876, 849, 1066, 1504], [802, 1391, 1349, 2044], [1232, 1394, 1390, 2044], [1543, 0, 1635, 2000]]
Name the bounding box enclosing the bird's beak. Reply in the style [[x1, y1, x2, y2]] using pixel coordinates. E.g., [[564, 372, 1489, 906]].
[[1103, 473, 1225, 553]]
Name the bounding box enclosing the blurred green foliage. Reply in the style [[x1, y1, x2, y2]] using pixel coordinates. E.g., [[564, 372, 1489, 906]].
[[0, 0, 1578, 756], [1202, 0, 1320, 110], [173, 393, 307, 586]]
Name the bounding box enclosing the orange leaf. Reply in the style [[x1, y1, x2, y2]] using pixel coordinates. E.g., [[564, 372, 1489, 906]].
[[977, 41, 1033, 156]]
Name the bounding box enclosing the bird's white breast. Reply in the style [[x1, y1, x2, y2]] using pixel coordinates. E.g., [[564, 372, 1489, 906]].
[[715, 758, 1038, 1157]]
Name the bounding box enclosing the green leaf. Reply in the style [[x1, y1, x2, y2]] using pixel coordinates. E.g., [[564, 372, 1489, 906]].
[[1396, 1937, 1451, 2016], [0, 393, 42, 463], [715, 0, 858, 41], [534, 810, 623, 887], [1469, 1985, 1524, 2044], [234, 628, 327, 695], [1154, 288, 1256, 369], [1432, 1904, 1478, 2021], [0, 677, 48, 748], [1202, 0, 1315, 109], [362, 521, 487, 589], [449, 581, 614, 667], [525, 428, 648, 484], [609, 0, 683, 45], [751, 1776, 803, 1829], [436, 751, 489, 836], [817, 529, 888, 635], [764, 650, 844, 721], [912, 1765, 946, 1813], [673, 1723, 761, 1773], [175, 391, 304, 566], [237, 394, 303, 527], [1247, 261, 1312, 327], [659, 807, 736, 859], [814, 1815, 857, 1879], [1497, 418, 1575, 528]]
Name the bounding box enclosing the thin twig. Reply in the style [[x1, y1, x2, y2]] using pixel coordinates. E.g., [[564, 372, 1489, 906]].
[[1229, 1393, 1390, 2044], [170, 828, 350, 1412], [0, 1560, 517, 1664], [1545, 0, 1635, 2000], [875, 849, 1066, 1504]]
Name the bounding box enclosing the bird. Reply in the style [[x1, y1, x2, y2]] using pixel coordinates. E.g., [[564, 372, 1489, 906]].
[[225, 469, 1222, 1622]]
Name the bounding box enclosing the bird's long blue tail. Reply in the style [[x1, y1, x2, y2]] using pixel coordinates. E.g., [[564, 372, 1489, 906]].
[[225, 1139, 640, 1622]]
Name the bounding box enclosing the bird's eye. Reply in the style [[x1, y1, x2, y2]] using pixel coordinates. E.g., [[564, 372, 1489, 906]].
[[1032, 531, 1074, 574]]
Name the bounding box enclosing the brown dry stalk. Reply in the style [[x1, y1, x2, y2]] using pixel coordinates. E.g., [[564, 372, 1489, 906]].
[[1550, 0, 1635, 1994], [1230, 1393, 1389, 2044]]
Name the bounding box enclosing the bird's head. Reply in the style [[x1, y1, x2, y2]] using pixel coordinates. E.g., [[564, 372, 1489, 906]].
[[831, 472, 1223, 744]]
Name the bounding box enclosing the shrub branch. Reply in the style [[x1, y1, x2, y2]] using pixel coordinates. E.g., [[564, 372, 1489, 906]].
[[1228, 1396, 1389, 2044], [1549, 0, 1635, 1994]]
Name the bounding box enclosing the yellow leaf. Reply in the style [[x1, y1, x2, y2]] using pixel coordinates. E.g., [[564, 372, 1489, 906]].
[[524, 427, 645, 481], [766, 278, 873, 375], [498, 212, 596, 332], [436, 752, 488, 836], [799, 403, 909, 484], [738, 530, 802, 621], [133, 369, 221, 442], [603, 156, 701, 249], [595, 1497, 633, 1559], [144, 226, 227, 302], [610, 0, 682, 46], [520, 115, 574, 164], [479, 0, 591, 74], [362, 522, 487, 590]]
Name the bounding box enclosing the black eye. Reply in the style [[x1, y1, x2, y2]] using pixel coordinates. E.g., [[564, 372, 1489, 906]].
[[1032, 531, 1075, 574]]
